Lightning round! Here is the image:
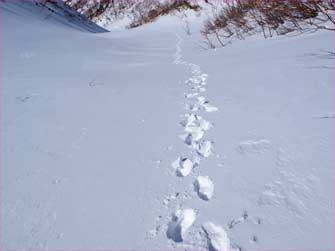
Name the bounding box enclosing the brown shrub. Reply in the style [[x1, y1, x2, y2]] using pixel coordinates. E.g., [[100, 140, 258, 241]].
[[128, 0, 201, 28], [65, 0, 201, 29], [202, 0, 335, 48]]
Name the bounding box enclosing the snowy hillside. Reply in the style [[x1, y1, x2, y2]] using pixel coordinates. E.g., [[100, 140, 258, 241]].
[[2, 0, 334, 250]]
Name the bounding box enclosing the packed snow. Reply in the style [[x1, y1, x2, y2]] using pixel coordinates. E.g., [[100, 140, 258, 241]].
[[1, 0, 334, 250], [194, 176, 214, 201]]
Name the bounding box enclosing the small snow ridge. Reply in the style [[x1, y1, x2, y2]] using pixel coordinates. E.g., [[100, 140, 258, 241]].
[[167, 208, 196, 242], [194, 176, 214, 201], [202, 222, 230, 251], [171, 157, 194, 177]]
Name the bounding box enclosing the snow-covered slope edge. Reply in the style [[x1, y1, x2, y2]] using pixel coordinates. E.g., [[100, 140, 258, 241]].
[[0, 0, 108, 33]]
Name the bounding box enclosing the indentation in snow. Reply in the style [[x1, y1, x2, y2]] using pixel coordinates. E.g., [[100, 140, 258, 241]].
[[202, 222, 230, 251], [180, 114, 213, 144], [171, 157, 194, 177], [185, 126, 204, 141], [167, 208, 196, 242], [196, 97, 218, 112], [197, 141, 213, 158], [194, 176, 214, 200]]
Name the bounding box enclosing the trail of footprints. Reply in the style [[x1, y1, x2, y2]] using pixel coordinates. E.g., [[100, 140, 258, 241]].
[[163, 35, 229, 250], [148, 35, 261, 250]]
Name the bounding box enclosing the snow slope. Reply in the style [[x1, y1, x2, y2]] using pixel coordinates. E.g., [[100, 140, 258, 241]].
[[2, 1, 334, 250]]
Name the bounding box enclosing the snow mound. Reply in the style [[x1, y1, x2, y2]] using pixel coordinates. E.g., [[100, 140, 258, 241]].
[[194, 176, 214, 201], [167, 208, 196, 242], [202, 222, 230, 251]]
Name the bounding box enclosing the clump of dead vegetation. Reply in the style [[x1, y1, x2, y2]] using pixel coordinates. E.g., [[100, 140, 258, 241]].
[[65, 0, 135, 21], [64, 0, 201, 29], [128, 0, 201, 28], [202, 0, 335, 48]]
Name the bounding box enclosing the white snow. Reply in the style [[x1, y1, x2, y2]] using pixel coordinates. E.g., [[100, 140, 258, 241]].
[[202, 222, 230, 251], [194, 176, 214, 201], [2, 0, 334, 250]]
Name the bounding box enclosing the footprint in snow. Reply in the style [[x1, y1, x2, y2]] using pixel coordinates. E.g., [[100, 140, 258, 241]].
[[171, 157, 196, 177], [179, 114, 213, 145], [167, 208, 196, 242], [237, 139, 271, 154], [194, 176, 214, 201], [197, 96, 219, 112], [202, 222, 231, 251], [180, 113, 213, 131], [197, 141, 214, 158]]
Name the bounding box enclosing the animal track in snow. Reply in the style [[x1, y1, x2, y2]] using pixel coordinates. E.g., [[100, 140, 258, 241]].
[[194, 176, 214, 201], [167, 208, 196, 242], [202, 222, 231, 251]]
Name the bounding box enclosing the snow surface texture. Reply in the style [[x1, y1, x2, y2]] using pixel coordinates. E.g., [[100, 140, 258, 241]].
[[2, 0, 334, 250]]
